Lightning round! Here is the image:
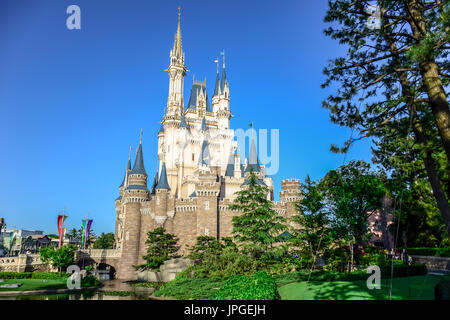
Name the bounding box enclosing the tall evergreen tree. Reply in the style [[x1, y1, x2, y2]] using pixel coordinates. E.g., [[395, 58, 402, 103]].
[[290, 176, 332, 269], [230, 171, 287, 262], [321, 0, 450, 227]]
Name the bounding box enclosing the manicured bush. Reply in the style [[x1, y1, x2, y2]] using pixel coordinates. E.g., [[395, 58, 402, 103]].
[[381, 264, 428, 278], [215, 271, 279, 300], [435, 280, 450, 300], [0, 272, 73, 280], [32, 272, 70, 280], [408, 247, 450, 257]]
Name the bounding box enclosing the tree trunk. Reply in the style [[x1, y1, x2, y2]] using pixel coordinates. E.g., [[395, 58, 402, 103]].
[[411, 110, 450, 229], [405, 0, 450, 163], [384, 18, 450, 230]]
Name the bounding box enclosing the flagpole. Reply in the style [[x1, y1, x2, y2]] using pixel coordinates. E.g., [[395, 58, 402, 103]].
[[61, 206, 66, 247], [84, 212, 89, 250]]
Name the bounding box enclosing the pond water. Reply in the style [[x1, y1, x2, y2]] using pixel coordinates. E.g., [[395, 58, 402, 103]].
[[0, 280, 158, 300], [0, 290, 156, 300]]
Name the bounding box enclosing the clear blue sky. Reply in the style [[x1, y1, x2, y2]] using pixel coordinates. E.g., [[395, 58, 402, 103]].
[[0, 0, 373, 235]]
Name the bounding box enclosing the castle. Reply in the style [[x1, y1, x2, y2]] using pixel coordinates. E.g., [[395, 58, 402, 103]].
[[113, 12, 301, 280]]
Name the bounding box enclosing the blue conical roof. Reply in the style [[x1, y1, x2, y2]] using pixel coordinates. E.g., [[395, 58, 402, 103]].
[[130, 143, 147, 175], [225, 154, 234, 177], [220, 67, 228, 92], [245, 139, 261, 172], [159, 123, 165, 134], [187, 83, 212, 112], [119, 158, 132, 187], [199, 140, 210, 166], [155, 162, 170, 190], [214, 71, 221, 96], [150, 171, 158, 193], [189, 191, 197, 198]]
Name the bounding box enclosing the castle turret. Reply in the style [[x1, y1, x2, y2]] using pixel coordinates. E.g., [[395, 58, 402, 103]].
[[212, 60, 221, 112], [166, 9, 187, 118], [280, 179, 301, 218], [245, 138, 261, 174], [216, 52, 231, 129], [117, 131, 149, 279]]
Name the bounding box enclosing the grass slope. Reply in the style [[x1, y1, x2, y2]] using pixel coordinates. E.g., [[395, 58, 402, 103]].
[[279, 274, 450, 300], [0, 279, 68, 292]]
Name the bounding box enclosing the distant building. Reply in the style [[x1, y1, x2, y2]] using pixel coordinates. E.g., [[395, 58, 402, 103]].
[[0, 228, 44, 256], [21, 235, 52, 254], [367, 196, 394, 249]]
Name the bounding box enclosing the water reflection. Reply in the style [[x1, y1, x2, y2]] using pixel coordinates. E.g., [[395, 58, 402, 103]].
[[0, 289, 157, 300]]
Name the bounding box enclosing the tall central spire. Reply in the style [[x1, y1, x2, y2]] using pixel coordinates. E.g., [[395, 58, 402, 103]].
[[166, 7, 187, 117], [172, 7, 183, 60]]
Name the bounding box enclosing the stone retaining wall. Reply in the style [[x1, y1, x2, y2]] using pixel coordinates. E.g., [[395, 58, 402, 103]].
[[411, 255, 450, 271]]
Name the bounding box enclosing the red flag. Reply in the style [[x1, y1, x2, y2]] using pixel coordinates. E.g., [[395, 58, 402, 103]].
[[57, 215, 67, 247]]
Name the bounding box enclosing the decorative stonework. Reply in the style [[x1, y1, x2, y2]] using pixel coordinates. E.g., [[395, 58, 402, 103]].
[[154, 216, 167, 225]]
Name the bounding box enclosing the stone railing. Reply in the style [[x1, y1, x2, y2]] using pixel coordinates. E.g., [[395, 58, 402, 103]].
[[78, 249, 121, 259], [0, 254, 45, 272], [411, 255, 450, 271]]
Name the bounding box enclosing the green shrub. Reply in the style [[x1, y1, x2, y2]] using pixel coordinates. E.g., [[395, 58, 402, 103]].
[[32, 272, 69, 280], [435, 280, 450, 300], [408, 247, 450, 257], [128, 281, 164, 289], [81, 275, 102, 287], [380, 264, 428, 278], [154, 275, 225, 300], [0, 272, 32, 279], [215, 271, 279, 300], [0, 271, 75, 280]]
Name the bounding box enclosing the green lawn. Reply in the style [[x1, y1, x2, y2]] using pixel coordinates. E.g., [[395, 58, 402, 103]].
[[279, 274, 450, 300], [0, 279, 68, 292]]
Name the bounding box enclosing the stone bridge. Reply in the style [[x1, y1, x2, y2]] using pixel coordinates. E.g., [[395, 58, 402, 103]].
[[76, 249, 122, 277]]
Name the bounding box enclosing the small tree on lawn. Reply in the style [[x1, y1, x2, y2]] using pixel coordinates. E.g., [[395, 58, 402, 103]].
[[230, 171, 287, 265], [39, 244, 76, 276], [142, 227, 178, 270], [290, 175, 332, 269]]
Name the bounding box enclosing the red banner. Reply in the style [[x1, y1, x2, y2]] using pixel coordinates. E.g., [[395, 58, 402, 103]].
[[57, 215, 67, 247]]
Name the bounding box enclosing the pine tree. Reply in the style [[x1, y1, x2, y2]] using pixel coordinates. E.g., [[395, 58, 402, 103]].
[[230, 171, 287, 263], [142, 227, 178, 270], [321, 0, 450, 227], [290, 176, 332, 269]]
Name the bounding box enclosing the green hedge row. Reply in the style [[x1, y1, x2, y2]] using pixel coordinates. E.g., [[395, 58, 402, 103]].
[[215, 271, 279, 300], [0, 272, 70, 280], [408, 247, 450, 257]]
